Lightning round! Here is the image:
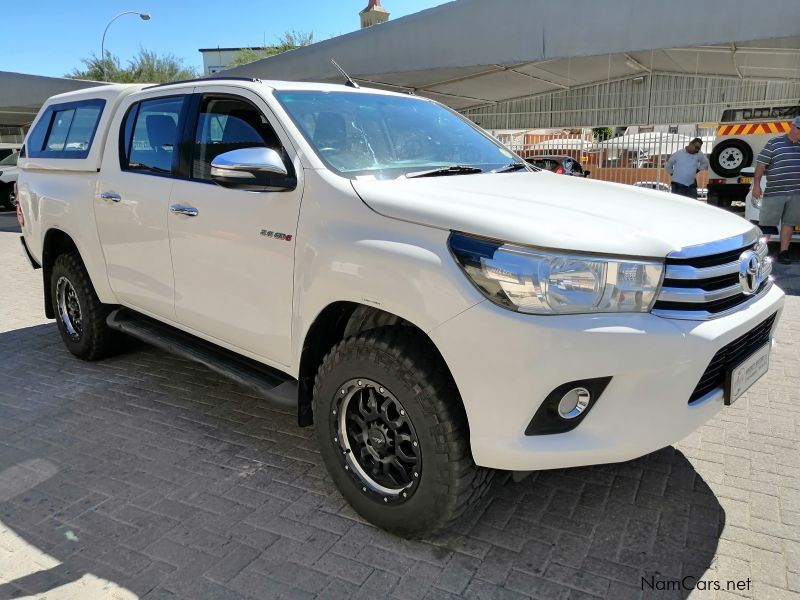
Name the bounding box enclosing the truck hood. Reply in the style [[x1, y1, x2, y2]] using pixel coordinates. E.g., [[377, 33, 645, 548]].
[[351, 171, 755, 258]]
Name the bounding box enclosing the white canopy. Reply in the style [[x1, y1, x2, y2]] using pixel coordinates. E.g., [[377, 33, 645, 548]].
[[218, 0, 800, 111]]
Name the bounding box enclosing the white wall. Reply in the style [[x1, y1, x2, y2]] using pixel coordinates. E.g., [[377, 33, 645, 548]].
[[200, 50, 246, 75]]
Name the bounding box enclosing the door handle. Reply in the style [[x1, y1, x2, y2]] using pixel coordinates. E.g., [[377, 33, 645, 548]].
[[98, 192, 121, 202], [170, 204, 199, 217]]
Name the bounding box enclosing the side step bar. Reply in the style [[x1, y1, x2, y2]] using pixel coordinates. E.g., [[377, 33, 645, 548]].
[[107, 308, 298, 410]]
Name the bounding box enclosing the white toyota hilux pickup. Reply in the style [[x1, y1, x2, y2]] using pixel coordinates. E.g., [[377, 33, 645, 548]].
[[17, 79, 783, 537]]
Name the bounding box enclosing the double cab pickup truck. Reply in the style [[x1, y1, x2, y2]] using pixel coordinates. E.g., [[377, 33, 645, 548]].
[[16, 78, 783, 537]]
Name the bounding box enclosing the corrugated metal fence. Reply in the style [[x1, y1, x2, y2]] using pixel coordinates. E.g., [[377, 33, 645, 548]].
[[463, 73, 800, 130]]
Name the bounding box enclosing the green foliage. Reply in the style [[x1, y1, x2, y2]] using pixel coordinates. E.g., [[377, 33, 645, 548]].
[[229, 30, 315, 68], [68, 48, 197, 83], [592, 127, 614, 142]]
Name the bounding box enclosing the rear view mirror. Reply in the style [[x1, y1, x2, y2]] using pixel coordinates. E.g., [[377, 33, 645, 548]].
[[211, 147, 295, 191]]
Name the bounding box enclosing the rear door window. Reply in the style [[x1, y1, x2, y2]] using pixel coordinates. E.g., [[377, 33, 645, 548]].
[[121, 96, 187, 175]]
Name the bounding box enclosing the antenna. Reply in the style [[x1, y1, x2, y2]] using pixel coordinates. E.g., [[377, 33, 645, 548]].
[[330, 59, 360, 89]]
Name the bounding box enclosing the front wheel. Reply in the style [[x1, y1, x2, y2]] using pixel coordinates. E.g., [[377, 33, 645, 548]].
[[50, 253, 114, 360], [313, 326, 493, 537]]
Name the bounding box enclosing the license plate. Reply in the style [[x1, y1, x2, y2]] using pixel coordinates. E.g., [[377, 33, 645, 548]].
[[738, 177, 753, 184], [795, 225, 800, 232], [724, 342, 770, 405]]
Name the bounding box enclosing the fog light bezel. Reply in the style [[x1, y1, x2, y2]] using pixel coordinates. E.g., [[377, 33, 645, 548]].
[[557, 387, 591, 419], [525, 377, 612, 436]]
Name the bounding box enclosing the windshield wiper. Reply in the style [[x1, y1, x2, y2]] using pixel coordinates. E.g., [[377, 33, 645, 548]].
[[491, 162, 528, 173], [406, 165, 483, 178]]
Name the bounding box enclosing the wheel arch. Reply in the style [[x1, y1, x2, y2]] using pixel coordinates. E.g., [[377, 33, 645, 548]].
[[41, 228, 82, 319], [297, 302, 463, 428]]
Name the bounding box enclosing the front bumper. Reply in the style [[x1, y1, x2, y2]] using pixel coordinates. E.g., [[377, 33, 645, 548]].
[[429, 283, 785, 471]]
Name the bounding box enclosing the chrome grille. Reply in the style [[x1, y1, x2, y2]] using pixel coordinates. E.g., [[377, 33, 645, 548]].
[[652, 230, 773, 320]]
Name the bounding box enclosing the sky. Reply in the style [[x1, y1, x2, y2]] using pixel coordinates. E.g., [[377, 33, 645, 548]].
[[3, 1, 449, 78]]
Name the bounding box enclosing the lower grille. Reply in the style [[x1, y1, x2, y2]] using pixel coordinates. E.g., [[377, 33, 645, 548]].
[[689, 312, 776, 403]]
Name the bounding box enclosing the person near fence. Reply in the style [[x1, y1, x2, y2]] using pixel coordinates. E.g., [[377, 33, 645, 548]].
[[752, 115, 800, 265], [665, 138, 708, 199]]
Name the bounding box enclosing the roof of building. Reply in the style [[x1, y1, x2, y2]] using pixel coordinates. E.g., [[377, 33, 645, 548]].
[[216, 0, 800, 111], [198, 47, 267, 53], [0, 71, 108, 127]]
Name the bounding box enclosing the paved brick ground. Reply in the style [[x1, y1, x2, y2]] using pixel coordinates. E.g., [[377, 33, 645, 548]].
[[1, 214, 799, 600]]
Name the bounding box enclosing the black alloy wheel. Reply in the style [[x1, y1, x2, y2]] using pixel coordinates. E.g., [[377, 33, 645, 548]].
[[332, 377, 421, 504]]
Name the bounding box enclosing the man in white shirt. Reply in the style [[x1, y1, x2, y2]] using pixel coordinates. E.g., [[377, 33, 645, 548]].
[[665, 138, 709, 199]]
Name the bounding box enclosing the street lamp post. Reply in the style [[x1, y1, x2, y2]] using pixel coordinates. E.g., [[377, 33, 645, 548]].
[[100, 11, 151, 81]]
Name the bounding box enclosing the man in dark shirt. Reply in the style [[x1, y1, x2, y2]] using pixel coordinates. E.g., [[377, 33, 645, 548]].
[[753, 116, 800, 264]]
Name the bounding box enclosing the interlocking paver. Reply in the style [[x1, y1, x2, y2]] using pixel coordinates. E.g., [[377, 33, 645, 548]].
[[1, 216, 799, 599]]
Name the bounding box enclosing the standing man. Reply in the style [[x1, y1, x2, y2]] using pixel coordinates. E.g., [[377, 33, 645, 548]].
[[753, 116, 800, 265], [665, 137, 709, 199]]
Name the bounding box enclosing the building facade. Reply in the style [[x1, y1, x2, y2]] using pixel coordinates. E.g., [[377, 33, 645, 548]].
[[198, 47, 265, 76]]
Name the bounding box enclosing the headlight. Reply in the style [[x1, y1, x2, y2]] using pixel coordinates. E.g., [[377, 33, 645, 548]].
[[449, 233, 664, 314]]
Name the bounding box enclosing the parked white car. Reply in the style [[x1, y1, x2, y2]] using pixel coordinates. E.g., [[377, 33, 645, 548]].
[[16, 80, 784, 537], [0, 150, 19, 209]]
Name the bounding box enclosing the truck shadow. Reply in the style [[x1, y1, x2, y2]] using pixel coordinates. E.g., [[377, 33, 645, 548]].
[[0, 323, 723, 599]]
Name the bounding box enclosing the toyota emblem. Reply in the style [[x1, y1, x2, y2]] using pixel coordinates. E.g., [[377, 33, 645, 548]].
[[738, 250, 761, 296]]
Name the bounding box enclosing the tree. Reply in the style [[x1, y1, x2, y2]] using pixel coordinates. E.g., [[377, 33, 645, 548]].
[[68, 48, 197, 83], [229, 30, 315, 68], [592, 127, 614, 142]]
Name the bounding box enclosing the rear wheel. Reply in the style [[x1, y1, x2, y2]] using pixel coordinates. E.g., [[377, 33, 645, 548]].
[[313, 326, 493, 537], [50, 253, 114, 360]]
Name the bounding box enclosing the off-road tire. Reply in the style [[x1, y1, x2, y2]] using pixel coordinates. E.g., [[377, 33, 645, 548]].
[[313, 326, 493, 537], [50, 252, 113, 360]]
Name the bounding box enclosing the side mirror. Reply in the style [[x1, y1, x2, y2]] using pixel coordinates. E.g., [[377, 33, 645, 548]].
[[739, 166, 756, 176], [210, 147, 295, 191]]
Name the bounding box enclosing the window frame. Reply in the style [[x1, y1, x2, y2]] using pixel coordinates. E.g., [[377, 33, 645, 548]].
[[118, 93, 192, 178], [26, 98, 106, 159]]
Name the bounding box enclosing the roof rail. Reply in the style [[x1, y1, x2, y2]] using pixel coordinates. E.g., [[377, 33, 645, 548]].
[[144, 76, 262, 89]]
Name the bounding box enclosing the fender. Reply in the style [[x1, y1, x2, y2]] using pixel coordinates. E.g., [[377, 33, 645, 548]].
[[290, 169, 484, 376]]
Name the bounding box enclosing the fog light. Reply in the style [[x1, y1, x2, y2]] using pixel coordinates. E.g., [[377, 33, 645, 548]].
[[557, 388, 591, 419], [525, 376, 611, 436]]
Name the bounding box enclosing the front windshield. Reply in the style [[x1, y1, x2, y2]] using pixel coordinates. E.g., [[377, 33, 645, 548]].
[[274, 90, 520, 179], [0, 152, 18, 166]]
